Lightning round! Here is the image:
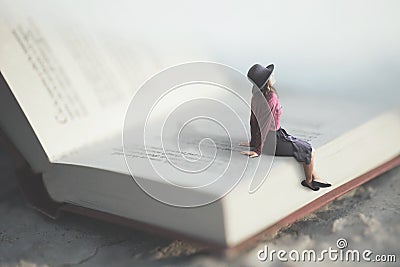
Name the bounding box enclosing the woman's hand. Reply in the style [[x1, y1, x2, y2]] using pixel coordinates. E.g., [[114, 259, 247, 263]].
[[239, 142, 251, 147], [241, 150, 259, 158]]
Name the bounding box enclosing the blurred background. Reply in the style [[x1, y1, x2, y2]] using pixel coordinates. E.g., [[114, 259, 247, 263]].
[[3, 0, 400, 104]]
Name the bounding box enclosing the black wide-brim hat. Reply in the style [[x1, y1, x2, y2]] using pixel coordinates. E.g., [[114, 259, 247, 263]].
[[247, 63, 274, 89]]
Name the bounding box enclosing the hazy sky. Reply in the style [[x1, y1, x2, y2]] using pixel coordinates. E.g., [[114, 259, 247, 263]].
[[4, 0, 400, 105]]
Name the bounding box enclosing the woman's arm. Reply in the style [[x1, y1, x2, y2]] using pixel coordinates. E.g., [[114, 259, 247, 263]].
[[250, 110, 260, 148], [242, 92, 278, 157], [250, 110, 263, 155], [240, 111, 261, 157], [251, 93, 279, 155]]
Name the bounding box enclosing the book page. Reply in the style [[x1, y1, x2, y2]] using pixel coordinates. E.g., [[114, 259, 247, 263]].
[[56, 91, 387, 182], [54, 87, 400, 207], [0, 0, 204, 161]]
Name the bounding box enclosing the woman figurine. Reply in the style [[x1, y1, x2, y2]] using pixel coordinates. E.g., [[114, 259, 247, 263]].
[[240, 63, 331, 191]]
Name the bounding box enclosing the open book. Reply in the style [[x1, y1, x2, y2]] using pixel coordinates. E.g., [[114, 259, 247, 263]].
[[1, 1, 400, 250]]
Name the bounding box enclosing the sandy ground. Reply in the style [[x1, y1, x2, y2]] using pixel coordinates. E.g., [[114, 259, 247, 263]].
[[0, 142, 399, 267]]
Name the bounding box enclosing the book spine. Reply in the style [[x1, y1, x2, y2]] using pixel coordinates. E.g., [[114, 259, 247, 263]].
[[0, 128, 63, 218]]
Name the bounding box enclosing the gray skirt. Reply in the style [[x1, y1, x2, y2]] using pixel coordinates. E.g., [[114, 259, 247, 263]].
[[262, 127, 312, 164]]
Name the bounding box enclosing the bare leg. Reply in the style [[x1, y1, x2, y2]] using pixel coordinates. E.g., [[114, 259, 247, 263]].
[[303, 148, 317, 189], [312, 166, 332, 187], [312, 172, 321, 181]]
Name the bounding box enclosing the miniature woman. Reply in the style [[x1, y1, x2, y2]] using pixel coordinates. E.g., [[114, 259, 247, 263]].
[[240, 63, 331, 191]]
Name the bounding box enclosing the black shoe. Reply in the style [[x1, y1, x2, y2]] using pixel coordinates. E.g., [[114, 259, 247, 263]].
[[301, 180, 320, 191], [312, 181, 332, 188]]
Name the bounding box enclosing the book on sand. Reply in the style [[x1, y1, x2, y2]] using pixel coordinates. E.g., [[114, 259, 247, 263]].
[[1, 0, 400, 251]]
